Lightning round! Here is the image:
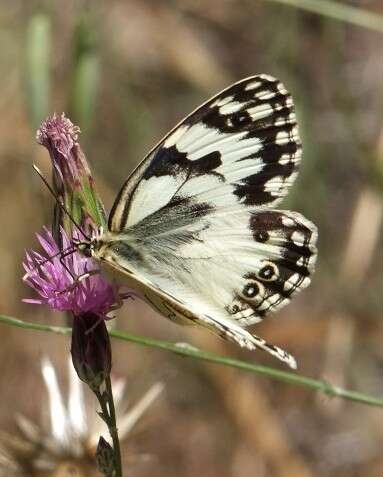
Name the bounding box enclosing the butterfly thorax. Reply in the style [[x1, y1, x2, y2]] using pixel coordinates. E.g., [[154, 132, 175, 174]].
[[87, 229, 142, 270], [87, 229, 163, 297]]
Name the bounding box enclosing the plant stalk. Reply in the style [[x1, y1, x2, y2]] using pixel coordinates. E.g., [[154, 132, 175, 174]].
[[105, 375, 123, 477], [1, 313, 383, 408], [95, 379, 123, 477]]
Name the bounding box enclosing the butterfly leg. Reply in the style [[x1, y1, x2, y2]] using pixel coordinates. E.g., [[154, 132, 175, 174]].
[[56, 268, 100, 295]]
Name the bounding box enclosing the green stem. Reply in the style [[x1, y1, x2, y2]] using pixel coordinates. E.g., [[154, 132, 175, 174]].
[[105, 375, 123, 477], [94, 382, 122, 477], [1, 313, 383, 408], [264, 0, 383, 33]]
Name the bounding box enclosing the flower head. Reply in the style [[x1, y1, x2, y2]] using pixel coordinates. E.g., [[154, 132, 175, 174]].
[[23, 227, 119, 320], [0, 358, 164, 476]]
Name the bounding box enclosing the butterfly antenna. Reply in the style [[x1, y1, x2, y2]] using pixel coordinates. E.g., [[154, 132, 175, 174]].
[[32, 164, 91, 241]]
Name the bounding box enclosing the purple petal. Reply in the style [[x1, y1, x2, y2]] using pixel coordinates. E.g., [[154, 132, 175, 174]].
[[23, 227, 122, 319]]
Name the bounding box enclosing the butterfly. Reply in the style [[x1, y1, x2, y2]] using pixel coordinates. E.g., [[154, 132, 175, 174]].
[[80, 74, 318, 369]]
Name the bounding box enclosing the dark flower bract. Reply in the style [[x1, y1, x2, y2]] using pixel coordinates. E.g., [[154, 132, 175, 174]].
[[71, 312, 112, 390]]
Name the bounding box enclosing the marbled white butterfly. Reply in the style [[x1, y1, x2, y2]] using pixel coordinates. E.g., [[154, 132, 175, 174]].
[[78, 75, 318, 369]]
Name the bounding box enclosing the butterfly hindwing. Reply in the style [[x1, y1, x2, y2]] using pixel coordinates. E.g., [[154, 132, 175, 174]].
[[143, 286, 298, 369], [125, 207, 317, 328], [225, 210, 317, 324], [98, 252, 298, 369]]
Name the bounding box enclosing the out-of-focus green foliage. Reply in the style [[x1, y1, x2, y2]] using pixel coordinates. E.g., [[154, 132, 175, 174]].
[[266, 0, 383, 32], [68, 15, 100, 133]]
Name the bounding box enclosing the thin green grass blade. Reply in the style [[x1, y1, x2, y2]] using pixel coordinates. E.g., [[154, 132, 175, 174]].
[[26, 12, 51, 129], [264, 0, 383, 33], [1, 314, 383, 408], [68, 16, 100, 133]]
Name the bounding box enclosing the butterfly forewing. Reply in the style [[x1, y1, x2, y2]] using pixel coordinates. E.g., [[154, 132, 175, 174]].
[[98, 75, 317, 368], [109, 75, 301, 232]]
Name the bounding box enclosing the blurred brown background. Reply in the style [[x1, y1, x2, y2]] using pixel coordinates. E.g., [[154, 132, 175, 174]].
[[1, 1, 383, 476]]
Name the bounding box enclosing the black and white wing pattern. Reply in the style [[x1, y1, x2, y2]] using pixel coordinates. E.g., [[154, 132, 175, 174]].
[[102, 75, 318, 368]]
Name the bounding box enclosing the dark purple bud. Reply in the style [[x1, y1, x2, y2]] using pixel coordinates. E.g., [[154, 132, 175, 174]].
[[71, 312, 112, 391], [96, 436, 115, 475]]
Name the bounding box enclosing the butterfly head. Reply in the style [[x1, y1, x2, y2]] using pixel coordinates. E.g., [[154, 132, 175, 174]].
[[72, 227, 104, 258]]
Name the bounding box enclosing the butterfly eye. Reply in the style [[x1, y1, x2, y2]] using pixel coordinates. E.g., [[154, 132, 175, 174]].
[[257, 262, 279, 282], [83, 247, 93, 258]]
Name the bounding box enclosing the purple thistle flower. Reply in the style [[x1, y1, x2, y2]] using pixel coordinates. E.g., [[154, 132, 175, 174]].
[[30, 114, 134, 392], [23, 227, 120, 320]]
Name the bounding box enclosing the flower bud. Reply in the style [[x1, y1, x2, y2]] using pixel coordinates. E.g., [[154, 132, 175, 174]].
[[36, 113, 106, 239], [96, 437, 115, 476], [71, 312, 112, 391]]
